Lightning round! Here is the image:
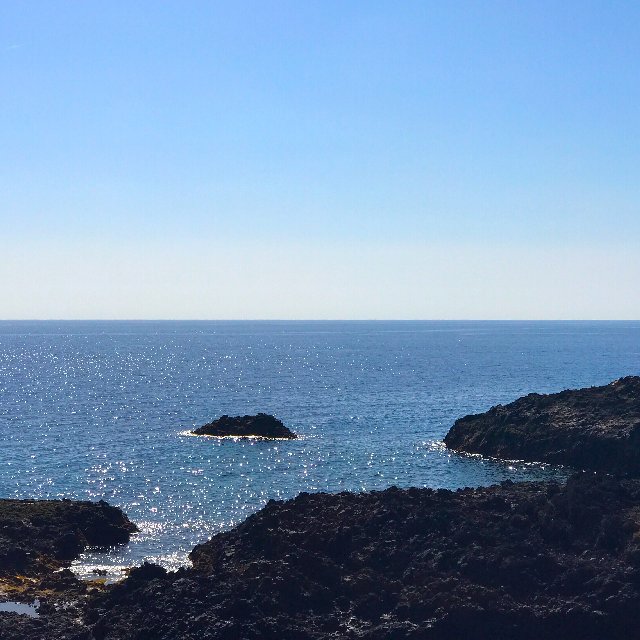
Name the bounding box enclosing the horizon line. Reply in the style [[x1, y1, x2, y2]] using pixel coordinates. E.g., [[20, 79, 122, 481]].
[[1, 318, 639, 323]]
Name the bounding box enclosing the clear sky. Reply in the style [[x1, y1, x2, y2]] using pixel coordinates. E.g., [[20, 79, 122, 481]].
[[2, 1, 639, 319]]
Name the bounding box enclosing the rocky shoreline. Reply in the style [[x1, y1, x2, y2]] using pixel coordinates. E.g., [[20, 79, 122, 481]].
[[0, 498, 137, 639], [3, 473, 640, 639], [444, 376, 640, 473], [3, 377, 640, 638], [0, 498, 137, 579]]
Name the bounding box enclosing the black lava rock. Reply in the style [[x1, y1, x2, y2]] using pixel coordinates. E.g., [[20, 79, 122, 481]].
[[0, 499, 138, 640], [0, 498, 138, 577], [444, 376, 640, 473], [192, 413, 296, 439], [77, 473, 640, 639]]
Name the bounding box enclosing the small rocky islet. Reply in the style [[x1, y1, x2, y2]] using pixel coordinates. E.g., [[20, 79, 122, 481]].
[[3, 378, 640, 639], [192, 413, 297, 439]]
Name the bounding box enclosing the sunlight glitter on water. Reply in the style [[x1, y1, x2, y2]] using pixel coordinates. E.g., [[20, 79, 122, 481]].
[[1, 320, 637, 574]]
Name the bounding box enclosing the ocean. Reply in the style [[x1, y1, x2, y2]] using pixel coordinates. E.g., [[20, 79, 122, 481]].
[[0, 320, 638, 577]]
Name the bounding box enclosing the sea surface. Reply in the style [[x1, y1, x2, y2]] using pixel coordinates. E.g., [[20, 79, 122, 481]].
[[0, 320, 638, 578]]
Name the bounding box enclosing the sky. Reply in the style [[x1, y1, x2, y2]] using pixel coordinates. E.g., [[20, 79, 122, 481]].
[[1, 1, 639, 319]]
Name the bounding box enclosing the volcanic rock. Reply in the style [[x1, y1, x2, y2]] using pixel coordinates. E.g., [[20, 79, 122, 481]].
[[192, 413, 296, 439], [0, 498, 138, 578], [444, 376, 640, 473], [75, 473, 640, 639], [5, 474, 640, 638], [0, 499, 137, 639]]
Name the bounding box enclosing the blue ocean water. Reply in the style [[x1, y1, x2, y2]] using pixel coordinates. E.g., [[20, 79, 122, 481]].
[[0, 320, 638, 577]]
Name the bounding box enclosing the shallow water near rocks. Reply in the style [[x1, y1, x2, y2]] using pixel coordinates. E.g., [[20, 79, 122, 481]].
[[0, 320, 638, 579], [0, 601, 39, 617]]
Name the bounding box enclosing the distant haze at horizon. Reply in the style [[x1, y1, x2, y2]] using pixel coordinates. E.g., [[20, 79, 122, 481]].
[[2, 2, 639, 320], [3, 241, 637, 321]]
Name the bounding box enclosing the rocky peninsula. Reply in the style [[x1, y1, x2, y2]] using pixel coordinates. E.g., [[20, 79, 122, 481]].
[[192, 413, 297, 439], [445, 376, 640, 473]]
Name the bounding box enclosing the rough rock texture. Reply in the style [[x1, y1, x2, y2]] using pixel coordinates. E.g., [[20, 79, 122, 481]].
[[39, 473, 640, 639], [0, 498, 138, 578], [444, 376, 640, 473], [0, 499, 137, 639], [0, 568, 98, 640], [193, 413, 296, 439]]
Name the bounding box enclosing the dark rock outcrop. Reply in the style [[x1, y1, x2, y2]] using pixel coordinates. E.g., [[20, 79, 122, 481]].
[[72, 473, 640, 639], [0, 499, 137, 639], [192, 413, 296, 439], [0, 498, 138, 578], [444, 376, 640, 473]]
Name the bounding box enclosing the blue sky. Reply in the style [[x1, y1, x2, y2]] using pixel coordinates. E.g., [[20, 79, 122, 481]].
[[2, 1, 639, 318]]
